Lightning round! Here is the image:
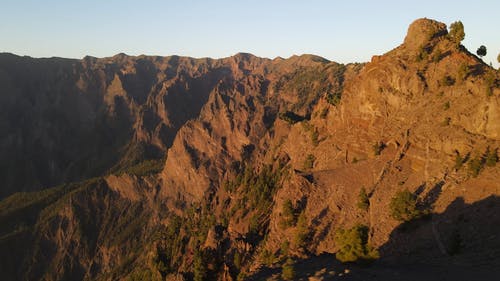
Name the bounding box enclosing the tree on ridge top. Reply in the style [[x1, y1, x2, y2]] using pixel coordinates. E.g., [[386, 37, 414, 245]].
[[477, 45, 487, 59], [448, 21, 465, 47]]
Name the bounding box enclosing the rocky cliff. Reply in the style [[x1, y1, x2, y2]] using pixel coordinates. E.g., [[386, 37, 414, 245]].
[[0, 18, 499, 281]]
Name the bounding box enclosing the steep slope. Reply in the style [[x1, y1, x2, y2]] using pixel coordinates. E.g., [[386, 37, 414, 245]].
[[0, 18, 499, 281], [0, 53, 240, 198]]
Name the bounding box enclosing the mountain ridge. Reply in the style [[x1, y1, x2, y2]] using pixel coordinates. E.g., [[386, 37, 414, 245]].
[[0, 18, 499, 281]]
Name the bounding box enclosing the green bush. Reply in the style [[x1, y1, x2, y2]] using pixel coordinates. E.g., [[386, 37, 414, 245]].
[[294, 211, 308, 249], [443, 101, 450, 110], [441, 75, 455, 86], [485, 147, 499, 167], [193, 249, 206, 281], [326, 91, 342, 106], [311, 130, 320, 146], [261, 249, 276, 266], [454, 153, 465, 170], [372, 141, 385, 156], [448, 21, 465, 46], [233, 251, 242, 270], [468, 156, 483, 177], [281, 258, 296, 280], [390, 190, 422, 222], [280, 240, 290, 257], [357, 187, 370, 211], [303, 154, 315, 170], [117, 159, 164, 177], [280, 199, 297, 229], [335, 224, 379, 263]]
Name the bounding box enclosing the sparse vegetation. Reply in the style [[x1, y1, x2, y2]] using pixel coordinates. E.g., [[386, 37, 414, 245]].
[[319, 107, 329, 119], [485, 147, 499, 167], [279, 111, 305, 125], [280, 240, 290, 257], [448, 21, 465, 47], [281, 258, 296, 280], [117, 159, 164, 177], [311, 129, 319, 146], [457, 63, 468, 81], [304, 154, 315, 170], [326, 91, 342, 106], [454, 152, 465, 170], [441, 75, 455, 86], [280, 199, 297, 229], [372, 141, 385, 156], [233, 251, 242, 270], [416, 46, 429, 62], [193, 248, 207, 281], [294, 211, 308, 249], [468, 155, 484, 177], [442, 117, 451, 126], [485, 71, 495, 96], [443, 101, 450, 110], [335, 224, 379, 263], [260, 249, 276, 266], [432, 49, 442, 62], [357, 187, 370, 211], [390, 189, 424, 222]]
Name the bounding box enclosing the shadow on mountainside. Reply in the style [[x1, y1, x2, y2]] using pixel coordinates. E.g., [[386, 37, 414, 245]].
[[247, 195, 500, 281]]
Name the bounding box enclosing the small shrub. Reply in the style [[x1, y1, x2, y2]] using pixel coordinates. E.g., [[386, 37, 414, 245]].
[[279, 199, 297, 229], [294, 211, 308, 249], [441, 75, 455, 86], [236, 272, 246, 281], [416, 46, 429, 62], [372, 141, 385, 156], [280, 240, 290, 257], [457, 63, 468, 81], [443, 101, 450, 110], [193, 249, 206, 281], [454, 153, 465, 170], [468, 156, 483, 177], [281, 258, 296, 280], [261, 249, 275, 266], [311, 130, 319, 146], [335, 224, 379, 263], [448, 21, 465, 47], [357, 187, 370, 211], [319, 107, 329, 119], [233, 251, 242, 270], [303, 154, 315, 170], [326, 91, 342, 106], [442, 117, 451, 126], [390, 190, 422, 222], [485, 147, 499, 167]]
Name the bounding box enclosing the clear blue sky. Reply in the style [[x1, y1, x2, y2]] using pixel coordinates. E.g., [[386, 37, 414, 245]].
[[1, 0, 499, 67]]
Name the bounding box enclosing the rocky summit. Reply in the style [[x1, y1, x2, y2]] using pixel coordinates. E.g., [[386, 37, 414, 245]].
[[0, 18, 499, 281]]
